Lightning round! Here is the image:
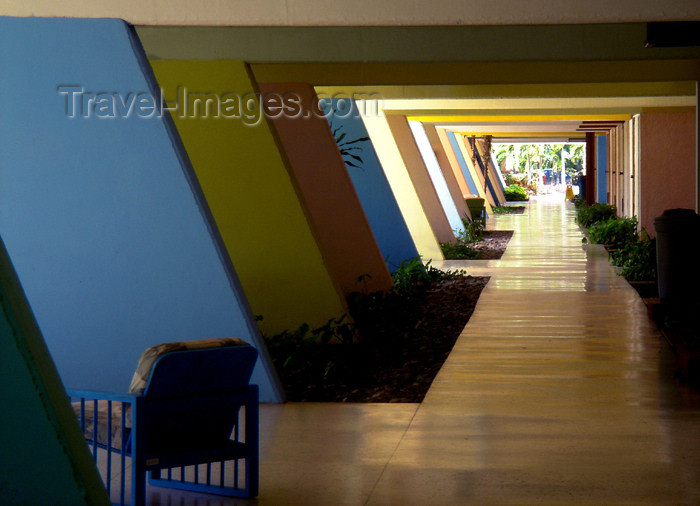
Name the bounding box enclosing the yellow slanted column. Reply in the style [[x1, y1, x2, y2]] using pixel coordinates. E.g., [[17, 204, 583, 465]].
[[151, 60, 346, 335], [359, 105, 444, 261]]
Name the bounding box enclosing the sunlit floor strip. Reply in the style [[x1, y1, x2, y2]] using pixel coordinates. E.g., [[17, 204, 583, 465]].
[[144, 194, 700, 505], [369, 194, 700, 505]]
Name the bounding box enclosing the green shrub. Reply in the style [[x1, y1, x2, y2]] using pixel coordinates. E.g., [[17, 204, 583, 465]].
[[440, 241, 480, 259], [504, 174, 523, 186], [389, 257, 467, 293], [576, 202, 617, 228], [504, 184, 529, 201], [575, 201, 655, 283], [492, 205, 523, 215], [587, 216, 638, 249], [440, 216, 486, 260], [390, 256, 433, 295], [460, 216, 484, 242], [610, 233, 657, 282], [265, 258, 474, 399], [264, 314, 358, 385]]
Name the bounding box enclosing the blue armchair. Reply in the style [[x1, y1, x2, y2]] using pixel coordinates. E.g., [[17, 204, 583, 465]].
[[68, 337, 259, 505]]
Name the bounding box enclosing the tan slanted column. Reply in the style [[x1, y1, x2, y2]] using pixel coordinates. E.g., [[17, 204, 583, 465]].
[[358, 107, 444, 261], [385, 114, 455, 244], [423, 124, 471, 220], [435, 128, 473, 202], [259, 82, 393, 295]]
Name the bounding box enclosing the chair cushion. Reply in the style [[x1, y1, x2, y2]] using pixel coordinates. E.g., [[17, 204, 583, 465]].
[[128, 337, 250, 395]]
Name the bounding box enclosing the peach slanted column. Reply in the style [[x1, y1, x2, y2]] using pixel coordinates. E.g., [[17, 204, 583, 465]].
[[423, 124, 472, 220], [435, 128, 474, 202], [385, 115, 455, 244], [259, 82, 393, 296]]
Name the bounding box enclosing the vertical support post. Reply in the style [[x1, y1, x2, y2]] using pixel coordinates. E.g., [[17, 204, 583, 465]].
[[596, 135, 607, 203], [245, 386, 260, 497], [586, 132, 596, 205], [695, 81, 700, 213], [131, 398, 146, 506]]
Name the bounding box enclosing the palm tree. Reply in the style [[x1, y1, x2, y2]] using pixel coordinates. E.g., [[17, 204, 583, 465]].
[[542, 144, 563, 184], [518, 144, 543, 183], [565, 144, 585, 178], [494, 143, 516, 173]]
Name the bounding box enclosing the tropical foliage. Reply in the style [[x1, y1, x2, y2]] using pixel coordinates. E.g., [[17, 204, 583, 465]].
[[610, 233, 657, 282], [504, 184, 529, 201], [263, 257, 474, 396], [574, 201, 656, 283], [575, 202, 617, 228], [495, 142, 585, 187], [587, 216, 638, 249], [330, 123, 370, 169], [440, 216, 484, 259]]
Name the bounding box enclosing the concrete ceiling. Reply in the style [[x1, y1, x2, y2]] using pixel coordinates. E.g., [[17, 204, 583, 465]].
[[316, 82, 697, 143], [5, 1, 700, 27], [132, 22, 699, 144]]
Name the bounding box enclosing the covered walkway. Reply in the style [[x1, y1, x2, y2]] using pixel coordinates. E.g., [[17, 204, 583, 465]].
[[166, 195, 700, 505]]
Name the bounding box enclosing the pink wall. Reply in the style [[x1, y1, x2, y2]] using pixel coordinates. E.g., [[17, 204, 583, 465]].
[[259, 82, 393, 296], [640, 111, 696, 235]]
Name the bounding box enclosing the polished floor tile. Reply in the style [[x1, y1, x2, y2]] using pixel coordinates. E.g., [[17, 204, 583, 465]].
[[372, 195, 700, 505], [149, 195, 700, 505]]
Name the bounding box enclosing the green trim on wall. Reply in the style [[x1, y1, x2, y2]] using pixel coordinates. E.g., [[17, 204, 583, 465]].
[[0, 239, 109, 506], [249, 60, 700, 87], [137, 24, 700, 64], [316, 81, 697, 101]]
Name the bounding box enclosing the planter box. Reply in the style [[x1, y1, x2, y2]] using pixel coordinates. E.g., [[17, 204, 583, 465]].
[[661, 326, 700, 383], [676, 339, 700, 383], [628, 280, 658, 299]]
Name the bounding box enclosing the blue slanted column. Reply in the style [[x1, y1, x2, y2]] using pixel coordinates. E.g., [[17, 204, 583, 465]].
[[325, 99, 419, 270], [0, 17, 282, 402], [597, 135, 608, 203]]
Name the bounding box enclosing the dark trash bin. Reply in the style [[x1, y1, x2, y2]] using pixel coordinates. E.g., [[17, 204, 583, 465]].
[[654, 208, 700, 303], [577, 174, 586, 200]]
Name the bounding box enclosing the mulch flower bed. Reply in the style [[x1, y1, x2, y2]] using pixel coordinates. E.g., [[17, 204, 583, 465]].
[[471, 230, 514, 260], [497, 206, 526, 214], [269, 233, 512, 403]]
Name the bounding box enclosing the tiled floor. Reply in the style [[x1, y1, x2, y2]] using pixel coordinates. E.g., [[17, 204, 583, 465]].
[[150, 194, 700, 505]]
